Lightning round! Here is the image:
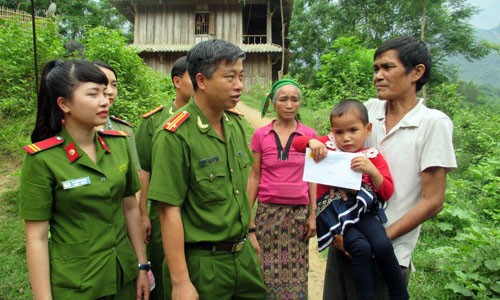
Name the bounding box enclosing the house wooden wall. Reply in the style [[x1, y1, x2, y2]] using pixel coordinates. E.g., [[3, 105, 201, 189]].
[[140, 52, 272, 91], [134, 4, 243, 45]]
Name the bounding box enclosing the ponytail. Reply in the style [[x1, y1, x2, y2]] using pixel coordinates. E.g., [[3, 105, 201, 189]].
[[31, 60, 63, 142]]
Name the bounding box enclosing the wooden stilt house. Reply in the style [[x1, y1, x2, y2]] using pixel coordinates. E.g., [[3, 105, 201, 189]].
[[110, 0, 293, 90]]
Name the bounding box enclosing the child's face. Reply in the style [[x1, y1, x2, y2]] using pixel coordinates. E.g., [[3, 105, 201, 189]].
[[330, 110, 372, 153]]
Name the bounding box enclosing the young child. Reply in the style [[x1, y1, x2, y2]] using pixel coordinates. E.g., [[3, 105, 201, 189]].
[[293, 99, 408, 300]]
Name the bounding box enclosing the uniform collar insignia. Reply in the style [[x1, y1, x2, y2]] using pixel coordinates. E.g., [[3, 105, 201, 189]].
[[97, 135, 111, 153], [65, 142, 80, 163], [197, 115, 209, 130], [169, 106, 174, 115]]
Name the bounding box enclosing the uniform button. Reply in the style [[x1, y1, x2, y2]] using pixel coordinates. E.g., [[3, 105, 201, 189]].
[[101, 177, 106, 181], [209, 173, 215, 181], [230, 168, 234, 173], [112, 247, 116, 251], [235, 190, 240, 195]]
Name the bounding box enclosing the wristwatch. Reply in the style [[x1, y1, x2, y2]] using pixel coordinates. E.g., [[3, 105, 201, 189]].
[[138, 261, 151, 271]]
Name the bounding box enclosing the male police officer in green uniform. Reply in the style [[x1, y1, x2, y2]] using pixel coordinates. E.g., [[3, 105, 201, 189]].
[[148, 39, 266, 300], [135, 56, 193, 300]]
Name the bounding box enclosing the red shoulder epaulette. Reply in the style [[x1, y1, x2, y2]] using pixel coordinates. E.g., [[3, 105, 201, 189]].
[[110, 115, 133, 127], [226, 108, 243, 116], [163, 111, 190, 132], [24, 136, 64, 155], [142, 105, 164, 119], [98, 129, 129, 137]]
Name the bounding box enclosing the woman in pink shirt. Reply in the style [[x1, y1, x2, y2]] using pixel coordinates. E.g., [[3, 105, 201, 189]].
[[247, 79, 317, 300]]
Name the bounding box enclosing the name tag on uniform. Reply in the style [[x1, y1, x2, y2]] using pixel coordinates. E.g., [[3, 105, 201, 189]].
[[62, 176, 91, 190], [199, 156, 219, 167]]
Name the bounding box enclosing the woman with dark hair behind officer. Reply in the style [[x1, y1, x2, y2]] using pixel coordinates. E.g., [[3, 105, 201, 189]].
[[20, 59, 149, 300]]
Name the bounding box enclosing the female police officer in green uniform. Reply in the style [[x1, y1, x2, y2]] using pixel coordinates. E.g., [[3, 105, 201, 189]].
[[20, 60, 150, 299]]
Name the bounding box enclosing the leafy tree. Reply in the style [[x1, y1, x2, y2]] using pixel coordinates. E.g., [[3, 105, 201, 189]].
[[0, 18, 63, 118], [288, 0, 337, 85], [81, 26, 171, 125], [0, 0, 131, 40], [315, 37, 375, 101], [288, 0, 490, 84]]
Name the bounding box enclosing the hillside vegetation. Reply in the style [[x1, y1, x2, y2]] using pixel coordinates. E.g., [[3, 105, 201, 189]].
[[446, 26, 500, 88]]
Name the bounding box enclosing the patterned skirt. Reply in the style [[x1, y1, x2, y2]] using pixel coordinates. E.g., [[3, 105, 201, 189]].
[[255, 202, 309, 300]]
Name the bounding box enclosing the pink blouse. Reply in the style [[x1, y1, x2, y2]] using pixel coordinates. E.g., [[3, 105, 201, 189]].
[[250, 121, 317, 205]]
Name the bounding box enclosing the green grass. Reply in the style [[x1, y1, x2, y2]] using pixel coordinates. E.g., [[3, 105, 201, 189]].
[[0, 169, 31, 300]]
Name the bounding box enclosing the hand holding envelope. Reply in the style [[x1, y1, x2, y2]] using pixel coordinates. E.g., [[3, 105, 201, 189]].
[[303, 148, 362, 191]]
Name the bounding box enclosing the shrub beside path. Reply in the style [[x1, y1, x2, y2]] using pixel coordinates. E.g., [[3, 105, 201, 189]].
[[236, 101, 326, 300]]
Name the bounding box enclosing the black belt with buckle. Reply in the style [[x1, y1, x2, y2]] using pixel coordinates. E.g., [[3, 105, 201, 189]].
[[186, 237, 247, 253]]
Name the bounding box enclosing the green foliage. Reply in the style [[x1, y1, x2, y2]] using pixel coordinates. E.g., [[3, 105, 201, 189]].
[[0, 18, 63, 118], [316, 37, 376, 99], [0, 0, 132, 41], [428, 226, 499, 298], [0, 186, 30, 300], [288, 0, 337, 85], [81, 26, 172, 125], [288, 0, 490, 86]]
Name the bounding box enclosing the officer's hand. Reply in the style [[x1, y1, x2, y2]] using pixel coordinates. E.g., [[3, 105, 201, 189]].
[[141, 215, 151, 244], [136, 270, 150, 300], [333, 234, 351, 258], [249, 232, 261, 258], [172, 280, 199, 300]]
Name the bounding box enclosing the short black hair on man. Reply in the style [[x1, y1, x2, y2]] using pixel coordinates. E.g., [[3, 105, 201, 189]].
[[374, 36, 432, 92], [330, 99, 369, 126], [186, 39, 245, 91], [171, 56, 188, 80]]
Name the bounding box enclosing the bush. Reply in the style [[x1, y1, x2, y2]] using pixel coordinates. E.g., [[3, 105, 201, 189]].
[[81, 26, 173, 125], [0, 19, 64, 119]]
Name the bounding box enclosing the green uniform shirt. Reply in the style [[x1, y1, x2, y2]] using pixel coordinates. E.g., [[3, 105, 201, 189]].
[[105, 115, 141, 171], [148, 101, 253, 243], [135, 101, 177, 172], [20, 128, 141, 299]]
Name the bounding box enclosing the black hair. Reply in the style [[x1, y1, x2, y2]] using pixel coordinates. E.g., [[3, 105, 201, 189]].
[[93, 60, 118, 80], [330, 99, 369, 125], [186, 39, 245, 91], [171, 56, 189, 81], [31, 60, 108, 142], [374, 36, 432, 92]]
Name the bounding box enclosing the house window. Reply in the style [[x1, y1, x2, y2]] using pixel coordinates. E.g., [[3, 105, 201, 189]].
[[195, 12, 215, 35]]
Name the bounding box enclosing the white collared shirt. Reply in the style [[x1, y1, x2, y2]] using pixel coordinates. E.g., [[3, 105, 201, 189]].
[[364, 98, 457, 267]]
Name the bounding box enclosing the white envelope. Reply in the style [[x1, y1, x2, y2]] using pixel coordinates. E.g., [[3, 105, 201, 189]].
[[303, 148, 362, 190]]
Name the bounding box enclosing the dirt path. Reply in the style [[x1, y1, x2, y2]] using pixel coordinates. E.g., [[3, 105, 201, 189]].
[[236, 101, 326, 300]]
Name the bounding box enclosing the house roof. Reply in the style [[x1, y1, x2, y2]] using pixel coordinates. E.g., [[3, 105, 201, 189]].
[[110, 0, 294, 24], [131, 43, 283, 53]]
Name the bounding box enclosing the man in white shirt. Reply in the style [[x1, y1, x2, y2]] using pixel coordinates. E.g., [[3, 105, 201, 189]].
[[323, 36, 457, 299]]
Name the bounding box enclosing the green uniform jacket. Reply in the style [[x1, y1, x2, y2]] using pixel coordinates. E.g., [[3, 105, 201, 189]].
[[20, 128, 141, 299], [135, 101, 177, 172], [105, 115, 141, 171], [148, 101, 253, 242]]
